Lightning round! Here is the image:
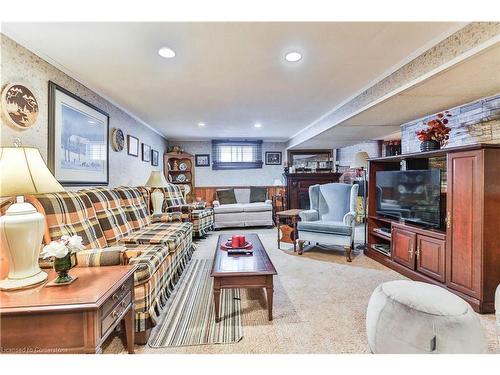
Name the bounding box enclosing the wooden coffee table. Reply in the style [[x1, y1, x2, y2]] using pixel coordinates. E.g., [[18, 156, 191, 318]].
[[211, 234, 277, 322]]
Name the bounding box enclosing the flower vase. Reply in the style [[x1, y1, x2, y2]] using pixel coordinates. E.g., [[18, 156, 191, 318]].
[[53, 253, 74, 284], [420, 140, 440, 152]]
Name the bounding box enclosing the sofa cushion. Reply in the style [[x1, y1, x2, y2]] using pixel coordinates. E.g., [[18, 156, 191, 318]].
[[242, 202, 272, 212], [217, 188, 237, 205], [81, 188, 133, 245], [297, 220, 352, 236], [33, 191, 108, 249], [121, 221, 192, 252], [161, 183, 186, 209], [124, 243, 172, 285], [213, 203, 244, 214], [250, 186, 267, 203], [113, 187, 151, 230]]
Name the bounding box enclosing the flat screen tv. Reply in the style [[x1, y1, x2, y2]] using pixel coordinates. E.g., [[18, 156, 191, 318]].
[[375, 169, 441, 228]]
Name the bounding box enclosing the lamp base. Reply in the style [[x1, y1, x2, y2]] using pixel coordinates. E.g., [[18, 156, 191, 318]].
[[0, 199, 47, 291], [151, 188, 165, 216], [0, 271, 47, 290]]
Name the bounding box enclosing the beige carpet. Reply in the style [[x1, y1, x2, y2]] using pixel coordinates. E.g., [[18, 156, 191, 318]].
[[103, 226, 498, 354]]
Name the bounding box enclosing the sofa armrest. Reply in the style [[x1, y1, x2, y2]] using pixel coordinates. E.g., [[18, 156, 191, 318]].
[[75, 246, 126, 267], [299, 209, 319, 222], [343, 211, 357, 227], [151, 211, 182, 223], [264, 199, 272, 205], [213, 200, 220, 207]]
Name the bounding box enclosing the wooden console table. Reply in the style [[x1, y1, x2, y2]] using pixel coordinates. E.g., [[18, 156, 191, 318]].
[[0, 265, 136, 354]]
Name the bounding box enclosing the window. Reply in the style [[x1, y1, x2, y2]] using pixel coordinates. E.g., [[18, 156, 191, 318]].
[[212, 140, 263, 170]]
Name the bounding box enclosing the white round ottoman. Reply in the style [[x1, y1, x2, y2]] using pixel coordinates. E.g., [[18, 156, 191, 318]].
[[366, 280, 487, 353]]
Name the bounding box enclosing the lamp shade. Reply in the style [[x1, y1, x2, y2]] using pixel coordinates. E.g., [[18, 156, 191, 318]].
[[351, 151, 369, 169], [144, 171, 168, 187], [0, 147, 64, 197]]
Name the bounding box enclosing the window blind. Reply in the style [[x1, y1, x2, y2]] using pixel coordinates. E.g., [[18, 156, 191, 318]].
[[212, 140, 263, 170]]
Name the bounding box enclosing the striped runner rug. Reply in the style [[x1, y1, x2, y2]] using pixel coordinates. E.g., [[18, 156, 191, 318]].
[[149, 259, 243, 347]]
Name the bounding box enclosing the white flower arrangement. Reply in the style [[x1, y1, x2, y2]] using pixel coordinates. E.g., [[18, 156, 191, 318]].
[[41, 235, 85, 259]]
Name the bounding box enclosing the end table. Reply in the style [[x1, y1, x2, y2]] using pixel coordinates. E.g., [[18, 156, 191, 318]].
[[275, 209, 303, 252], [0, 265, 136, 354]]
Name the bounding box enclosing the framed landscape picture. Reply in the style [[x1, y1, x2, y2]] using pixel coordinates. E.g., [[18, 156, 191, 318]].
[[48, 81, 109, 186], [151, 149, 159, 166], [265, 151, 282, 165], [127, 135, 139, 156], [195, 154, 210, 167], [142, 143, 151, 162]]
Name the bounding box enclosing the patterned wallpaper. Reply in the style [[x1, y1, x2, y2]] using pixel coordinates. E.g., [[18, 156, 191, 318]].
[[1, 34, 168, 189]]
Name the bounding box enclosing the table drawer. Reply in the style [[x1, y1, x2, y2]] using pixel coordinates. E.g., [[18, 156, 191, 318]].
[[101, 277, 133, 318], [101, 291, 132, 337]]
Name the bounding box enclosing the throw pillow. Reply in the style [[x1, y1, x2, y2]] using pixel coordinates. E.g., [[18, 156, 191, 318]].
[[249, 186, 267, 203], [217, 189, 237, 205]]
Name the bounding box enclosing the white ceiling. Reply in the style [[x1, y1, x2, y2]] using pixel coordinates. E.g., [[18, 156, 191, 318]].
[[295, 42, 500, 149], [2, 22, 465, 141]]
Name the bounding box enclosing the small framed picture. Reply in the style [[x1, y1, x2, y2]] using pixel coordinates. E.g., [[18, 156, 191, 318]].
[[151, 149, 159, 166], [142, 143, 151, 162], [195, 154, 210, 167], [127, 135, 139, 157], [265, 151, 282, 165]]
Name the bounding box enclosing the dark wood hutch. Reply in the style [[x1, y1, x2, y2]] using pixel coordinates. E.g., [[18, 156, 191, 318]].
[[367, 143, 500, 313], [284, 149, 341, 209], [284, 172, 341, 209]]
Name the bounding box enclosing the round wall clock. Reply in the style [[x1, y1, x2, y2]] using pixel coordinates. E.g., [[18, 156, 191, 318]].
[[1, 83, 39, 130], [111, 128, 125, 151]]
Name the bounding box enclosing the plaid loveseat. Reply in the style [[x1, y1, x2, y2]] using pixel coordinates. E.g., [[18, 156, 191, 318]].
[[27, 187, 194, 343], [144, 184, 214, 238]]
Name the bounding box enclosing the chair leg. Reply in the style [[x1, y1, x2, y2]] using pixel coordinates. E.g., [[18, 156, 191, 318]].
[[298, 240, 305, 255], [344, 245, 352, 263]]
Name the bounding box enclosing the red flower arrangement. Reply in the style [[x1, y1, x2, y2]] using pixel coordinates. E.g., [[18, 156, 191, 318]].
[[416, 111, 452, 146]]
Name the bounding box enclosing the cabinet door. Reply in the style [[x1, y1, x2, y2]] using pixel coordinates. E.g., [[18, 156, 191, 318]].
[[446, 151, 482, 298], [416, 235, 446, 282], [391, 227, 416, 269]]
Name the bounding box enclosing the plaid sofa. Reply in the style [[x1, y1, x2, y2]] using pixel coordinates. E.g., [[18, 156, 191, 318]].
[[147, 184, 214, 237], [27, 187, 194, 342]]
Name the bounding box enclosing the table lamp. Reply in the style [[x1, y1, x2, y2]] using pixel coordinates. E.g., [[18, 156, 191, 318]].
[[350, 151, 369, 170], [0, 146, 65, 290], [145, 170, 168, 215]]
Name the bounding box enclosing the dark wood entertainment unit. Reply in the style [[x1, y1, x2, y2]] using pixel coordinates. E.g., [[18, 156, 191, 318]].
[[367, 143, 500, 313]]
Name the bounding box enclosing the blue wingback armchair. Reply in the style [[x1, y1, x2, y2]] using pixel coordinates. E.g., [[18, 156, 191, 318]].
[[297, 183, 358, 262]]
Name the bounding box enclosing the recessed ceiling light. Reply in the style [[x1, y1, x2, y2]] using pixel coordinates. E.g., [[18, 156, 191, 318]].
[[285, 51, 302, 62], [198, 122, 205, 127], [254, 123, 262, 128], [158, 47, 176, 59]]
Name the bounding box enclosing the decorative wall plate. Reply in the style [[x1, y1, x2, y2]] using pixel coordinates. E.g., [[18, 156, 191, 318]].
[[111, 128, 125, 151], [1, 83, 39, 130], [176, 174, 186, 182], [179, 162, 188, 171]]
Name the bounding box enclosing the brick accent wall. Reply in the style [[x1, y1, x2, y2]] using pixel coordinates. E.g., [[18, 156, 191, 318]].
[[401, 94, 500, 154], [336, 140, 382, 168]]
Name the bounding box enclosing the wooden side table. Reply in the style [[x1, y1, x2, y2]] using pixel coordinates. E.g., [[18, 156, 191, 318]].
[[0, 265, 136, 354], [275, 209, 303, 252]]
